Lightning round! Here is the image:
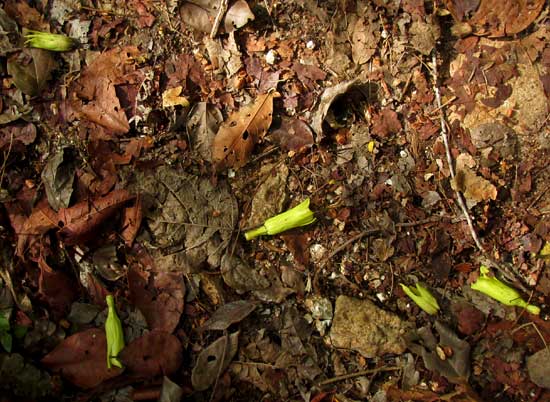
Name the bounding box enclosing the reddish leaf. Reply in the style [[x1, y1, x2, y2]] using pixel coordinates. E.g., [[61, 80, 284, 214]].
[[57, 189, 134, 245], [42, 328, 123, 389], [121, 196, 143, 247], [15, 199, 58, 258], [271, 118, 314, 153], [120, 330, 183, 377], [452, 302, 485, 335], [292, 62, 326, 90], [281, 231, 310, 269], [371, 108, 402, 138], [128, 261, 184, 333], [37, 256, 78, 319]]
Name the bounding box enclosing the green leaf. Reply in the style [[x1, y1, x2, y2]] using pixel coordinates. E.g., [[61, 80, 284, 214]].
[[0, 331, 12, 352], [0, 315, 9, 331]]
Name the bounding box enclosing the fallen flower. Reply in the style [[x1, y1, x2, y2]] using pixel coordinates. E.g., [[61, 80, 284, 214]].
[[245, 198, 316, 240], [24, 30, 76, 52], [105, 295, 125, 368], [471, 266, 540, 315], [400, 283, 440, 315]]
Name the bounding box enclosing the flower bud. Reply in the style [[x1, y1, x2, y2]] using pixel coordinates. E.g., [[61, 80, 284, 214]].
[[400, 283, 440, 315], [24, 30, 76, 52], [245, 198, 316, 240], [471, 266, 540, 315], [105, 295, 125, 368]]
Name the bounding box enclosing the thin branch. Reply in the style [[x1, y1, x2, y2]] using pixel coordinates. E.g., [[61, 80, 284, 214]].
[[210, 0, 228, 39]]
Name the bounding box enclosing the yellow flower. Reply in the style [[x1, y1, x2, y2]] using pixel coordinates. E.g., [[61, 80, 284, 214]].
[[471, 266, 540, 315], [24, 30, 76, 52], [400, 283, 440, 315], [105, 295, 125, 368], [245, 198, 316, 240]]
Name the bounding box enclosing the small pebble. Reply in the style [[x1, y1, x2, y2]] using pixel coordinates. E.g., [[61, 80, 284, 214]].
[[266, 49, 277, 64], [306, 40, 315, 49]]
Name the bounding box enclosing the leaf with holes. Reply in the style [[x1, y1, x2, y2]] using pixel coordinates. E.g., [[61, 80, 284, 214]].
[[212, 91, 277, 170]]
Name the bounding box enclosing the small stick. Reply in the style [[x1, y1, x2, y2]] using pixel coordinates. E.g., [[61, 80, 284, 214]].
[[318, 366, 401, 386], [210, 0, 228, 39]]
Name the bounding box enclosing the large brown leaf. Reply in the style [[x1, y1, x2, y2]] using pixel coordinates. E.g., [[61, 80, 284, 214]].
[[119, 330, 183, 378], [41, 328, 123, 389], [15, 199, 58, 258], [212, 91, 276, 170], [37, 256, 78, 319], [57, 189, 134, 245]]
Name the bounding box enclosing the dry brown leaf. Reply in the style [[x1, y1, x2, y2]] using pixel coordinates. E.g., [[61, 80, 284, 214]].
[[451, 153, 497, 207], [212, 91, 277, 170], [445, 0, 545, 38]]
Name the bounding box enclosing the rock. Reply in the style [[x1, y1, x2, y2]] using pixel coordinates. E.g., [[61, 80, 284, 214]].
[[330, 296, 409, 358], [527, 348, 550, 388]]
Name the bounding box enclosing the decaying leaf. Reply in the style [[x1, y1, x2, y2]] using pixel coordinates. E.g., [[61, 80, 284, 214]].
[[220, 253, 270, 294], [445, 0, 545, 38], [202, 300, 257, 331], [247, 163, 289, 228], [58, 189, 135, 245], [408, 321, 471, 384], [7, 48, 57, 96], [121, 195, 143, 247], [311, 79, 358, 142], [271, 118, 314, 152], [15, 199, 58, 258], [41, 328, 123, 389], [162, 86, 190, 108], [180, 0, 254, 34], [120, 330, 183, 377], [37, 256, 77, 319], [186, 102, 223, 161], [212, 90, 277, 170], [41, 147, 76, 211], [350, 14, 379, 65], [192, 332, 239, 391], [451, 153, 497, 207]]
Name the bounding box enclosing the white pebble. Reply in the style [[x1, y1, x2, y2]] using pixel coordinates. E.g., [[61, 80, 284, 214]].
[[265, 49, 277, 65]]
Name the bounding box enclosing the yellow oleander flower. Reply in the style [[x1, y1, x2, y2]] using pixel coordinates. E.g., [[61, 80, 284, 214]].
[[24, 30, 76, 52], [471, 266, 540, 315], [105, 295, 125, 368], [245, 198, 316, 240], [400, 283, 440, 315]]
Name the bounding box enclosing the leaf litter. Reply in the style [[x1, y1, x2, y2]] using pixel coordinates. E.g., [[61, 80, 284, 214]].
[[1, 0, 550, 400]]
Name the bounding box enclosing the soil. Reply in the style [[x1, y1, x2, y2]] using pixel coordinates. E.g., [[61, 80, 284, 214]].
[[0, 0, 549, 401]]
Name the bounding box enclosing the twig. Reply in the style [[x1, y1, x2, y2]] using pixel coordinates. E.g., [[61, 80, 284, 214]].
[[430, 51, 521, 287], [210, 0, 228, 39], [318, 366, 401, 386]]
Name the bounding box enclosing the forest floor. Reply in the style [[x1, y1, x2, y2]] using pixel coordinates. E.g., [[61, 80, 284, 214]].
[[1, 0, 550, 401]]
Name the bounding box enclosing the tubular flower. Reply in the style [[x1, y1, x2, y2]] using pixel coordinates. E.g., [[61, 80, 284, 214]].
[[245, 198, 316, 240], [400, 283, 440, 315], [105, 295, 125, 369], [471, 266, 540, 315], [24, 30, 76, 52]]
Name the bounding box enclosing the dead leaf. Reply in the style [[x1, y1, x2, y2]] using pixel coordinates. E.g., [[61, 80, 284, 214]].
[[180, 0, 253, 34], [57, 189, 134, 245], [220, 254, 270, 294], [292, 62, 326, 91], [371, 108, 402, 138], [37, 256, 78, 319], [0, 123, 37, 151], [281, 232, 310, 269], [202, 300, 257, 331], [247, 163, 289, 228], [41, 328, 123, 389], [408, 321, 471, 384], [451, 153, 497, 207], [311, 79, 358, 141], [162, 86, 190, 108], [271, 118, 314, 152], [212, 91, 276, 170], [120, 330, 183, 378], [121, 196, 143, 247], [15, 199, 58, 258], [445, 0, 545, 37], [41, 147, 76, 211], [191, 332, 239, 391], [186, 102, 223, 162], [7, 49, 57, 97], [527, 348, 550, 389], [350, 15, 379, 65], [127, 261, 184, 333]]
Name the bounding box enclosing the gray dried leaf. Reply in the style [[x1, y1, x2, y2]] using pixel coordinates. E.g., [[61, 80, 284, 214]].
[[221, 254, 270, 293], [159, 376, 183, 402], [67, 302, 101, 324], [7, 49, 57, 96], [527, 348, 550, 389], [42, 147, 75, 211], [92, 245, 125, 281], [202, 300, 257, 331], [247, 163, 289, 228], [191, 332, 239, 391]]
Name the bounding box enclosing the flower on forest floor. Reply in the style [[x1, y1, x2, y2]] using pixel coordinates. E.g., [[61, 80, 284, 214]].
[[105, 295, 125, 369], [400, 283, 440, 315], [24, 30, 76, 52], [245, 198, 316, 240], [471, 266, 540, 315]]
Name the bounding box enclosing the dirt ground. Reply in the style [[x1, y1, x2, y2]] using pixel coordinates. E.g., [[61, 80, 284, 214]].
[[1, 0, 550, 401]]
